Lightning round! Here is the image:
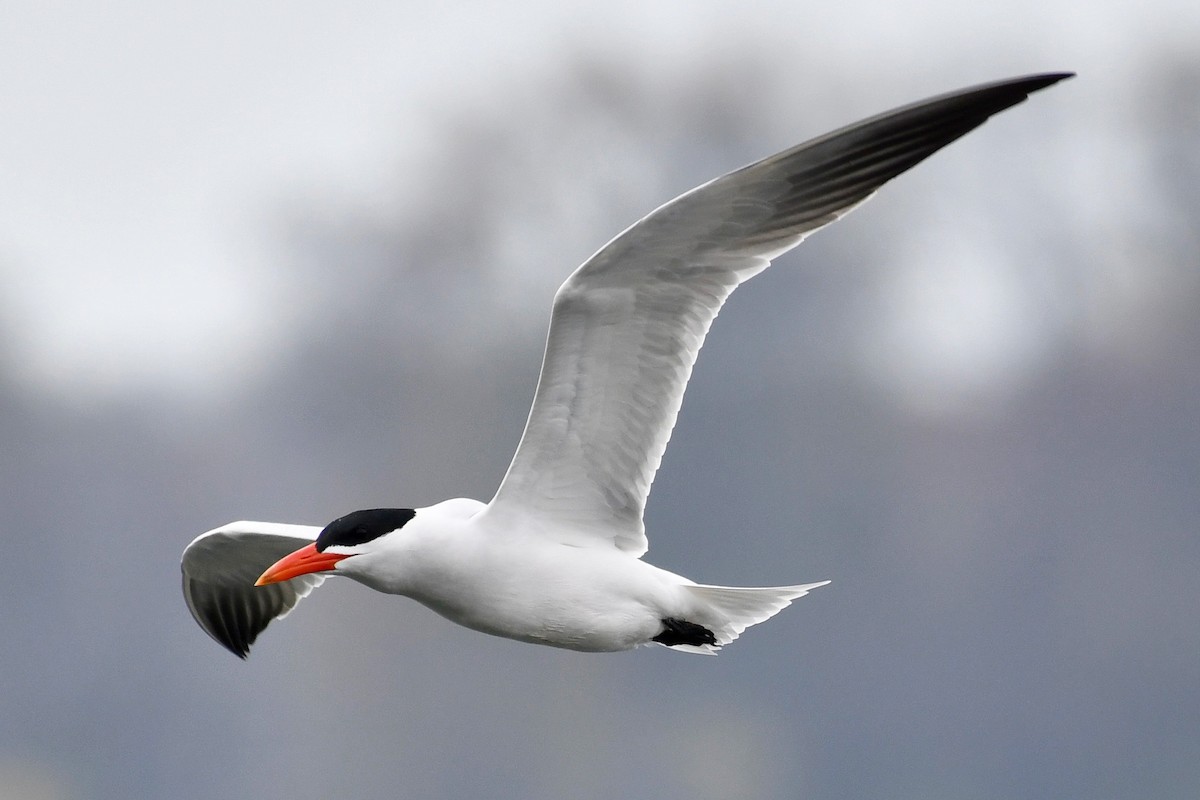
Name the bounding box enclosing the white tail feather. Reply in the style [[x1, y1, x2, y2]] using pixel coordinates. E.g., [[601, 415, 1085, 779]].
[[670, 580, 831, 654]]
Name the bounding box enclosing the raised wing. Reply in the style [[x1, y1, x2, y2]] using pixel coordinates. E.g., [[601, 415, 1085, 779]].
[[484, 73, 1072, 554], [181, 521, 324, 658]]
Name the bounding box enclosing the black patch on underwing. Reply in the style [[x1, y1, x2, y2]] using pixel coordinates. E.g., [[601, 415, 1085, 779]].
[[315, 508, 416, 551], [652, 617, 718, 647]]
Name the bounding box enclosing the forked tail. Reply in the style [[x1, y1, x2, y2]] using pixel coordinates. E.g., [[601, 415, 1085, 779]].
[[668, 580, 830, 654]]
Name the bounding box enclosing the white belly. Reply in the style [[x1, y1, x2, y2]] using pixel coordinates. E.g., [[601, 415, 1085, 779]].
[[364, 536, 691, 652]]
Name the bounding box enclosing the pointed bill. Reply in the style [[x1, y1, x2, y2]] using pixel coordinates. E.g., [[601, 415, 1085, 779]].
[[256, 543, 349, 586]]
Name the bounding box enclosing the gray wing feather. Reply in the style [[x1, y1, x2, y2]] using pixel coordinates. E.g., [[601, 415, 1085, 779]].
[[181, 521, 323, 658], [485, 73, 1071, 554]]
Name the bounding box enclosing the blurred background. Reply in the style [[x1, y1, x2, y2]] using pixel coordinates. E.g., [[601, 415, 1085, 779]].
[[2, 1, 1197, 798]]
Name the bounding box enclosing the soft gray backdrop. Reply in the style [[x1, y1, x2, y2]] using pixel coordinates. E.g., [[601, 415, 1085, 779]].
[[2, 2, 1197, 798]]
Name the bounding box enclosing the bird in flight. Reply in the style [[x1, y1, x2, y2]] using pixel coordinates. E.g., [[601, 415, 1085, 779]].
[[182, 72, 1071, 658]]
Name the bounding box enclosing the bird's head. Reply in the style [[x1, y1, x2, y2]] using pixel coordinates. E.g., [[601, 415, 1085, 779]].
[[255, 508, 416, 585]]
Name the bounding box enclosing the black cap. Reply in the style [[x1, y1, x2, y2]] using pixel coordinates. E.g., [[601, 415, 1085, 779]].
[[315, 508, 416, 551]]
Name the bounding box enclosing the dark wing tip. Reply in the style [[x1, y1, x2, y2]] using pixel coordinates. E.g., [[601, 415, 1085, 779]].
[[181, 530, 318, 659], [1002, 71, 1075, 92], [182, 572, 281, 658], [912, 71, 1074, 110], [1028, 71, 1075, 87], [745, 71, 1074, 236], [948, 71, 1074, 114]]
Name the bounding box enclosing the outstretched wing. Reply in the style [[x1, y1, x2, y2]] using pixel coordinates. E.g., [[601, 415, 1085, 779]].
[[181, 521, 324, 658], [483, 73, 1072, 555]]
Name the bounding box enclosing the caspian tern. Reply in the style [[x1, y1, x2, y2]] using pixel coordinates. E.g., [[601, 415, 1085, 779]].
[[181, 72, 1071, 658]]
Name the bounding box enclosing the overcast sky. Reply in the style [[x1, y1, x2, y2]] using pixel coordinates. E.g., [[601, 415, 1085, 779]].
[[2, 0, 1196, 398]]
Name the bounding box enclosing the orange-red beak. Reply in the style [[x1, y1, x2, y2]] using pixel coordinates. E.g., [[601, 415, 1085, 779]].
[[255, 543, 350, 586]]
